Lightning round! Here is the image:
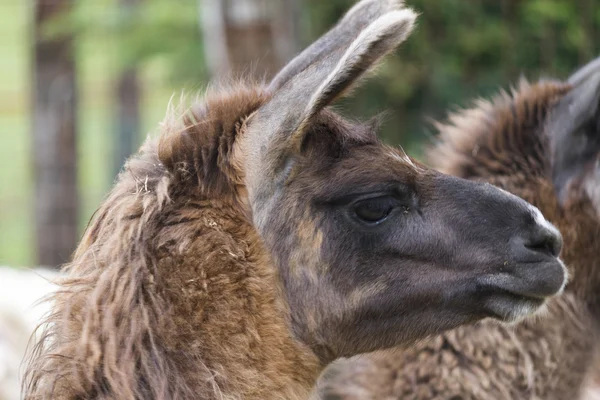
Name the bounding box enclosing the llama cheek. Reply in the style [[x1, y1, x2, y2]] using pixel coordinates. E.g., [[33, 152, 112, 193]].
[[346, 277, 390, 309]]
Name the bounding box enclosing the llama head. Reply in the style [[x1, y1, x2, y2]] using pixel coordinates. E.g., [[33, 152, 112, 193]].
[[547, 55, 600, 208], [233, 0, 567, 361]]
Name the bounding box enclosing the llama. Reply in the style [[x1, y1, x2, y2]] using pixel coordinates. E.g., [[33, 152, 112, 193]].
[[317, 55, 600, 400], [23, 1, 568, 399]]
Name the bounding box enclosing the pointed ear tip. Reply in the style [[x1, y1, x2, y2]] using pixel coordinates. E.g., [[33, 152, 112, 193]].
[[391, 7, 418, 22], [388, 8, 418, 27], [375, 8, 418, 38]]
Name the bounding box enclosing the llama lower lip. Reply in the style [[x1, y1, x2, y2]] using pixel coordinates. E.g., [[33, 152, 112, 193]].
[[484, 290, 546, 322], [477, 263, 567, 300], [476, 272, 557, 322], [488, 283, 549, 300]]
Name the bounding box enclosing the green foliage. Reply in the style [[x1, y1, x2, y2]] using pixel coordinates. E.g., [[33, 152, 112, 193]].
[[45, 0, 207, 84], [306, 0, 600, 149], [45, 0, 600, 149]]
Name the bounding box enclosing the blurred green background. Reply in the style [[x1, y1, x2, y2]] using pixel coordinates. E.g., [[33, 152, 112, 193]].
[[1, 0, 599, 267]]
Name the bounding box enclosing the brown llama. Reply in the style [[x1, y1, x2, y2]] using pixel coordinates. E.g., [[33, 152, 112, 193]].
[[317, 56, 600, 399], [23, 1, 568, 399]]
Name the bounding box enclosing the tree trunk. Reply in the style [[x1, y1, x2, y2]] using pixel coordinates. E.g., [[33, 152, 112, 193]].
[[115, 0, 140, 176], [115, 69, 140, 175], [32, 0, 79, 268], [200, 0, 301, 81]]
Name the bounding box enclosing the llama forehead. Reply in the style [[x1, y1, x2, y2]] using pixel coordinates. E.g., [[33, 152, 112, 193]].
[[293, 144, 422, 202], [247, 114, 422, 202], [298, 112, 377, 154], [240, 110, 376, 190], [386, 148, 423, 172]]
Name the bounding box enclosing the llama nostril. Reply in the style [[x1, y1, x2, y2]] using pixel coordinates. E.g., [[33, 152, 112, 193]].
[[526, 227, 562, 258]]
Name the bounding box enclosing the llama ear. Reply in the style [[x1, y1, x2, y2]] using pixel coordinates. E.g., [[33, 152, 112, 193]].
[[269, 0, 408, 92], [243, 6, 416, 210], [548, 55, 600, 201]]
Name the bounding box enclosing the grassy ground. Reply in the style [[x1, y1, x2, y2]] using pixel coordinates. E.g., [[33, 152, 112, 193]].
[[0, 0, 180, 267]]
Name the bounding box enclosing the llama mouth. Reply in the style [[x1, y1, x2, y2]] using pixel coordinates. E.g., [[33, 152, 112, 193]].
[[482, 289, 547, 323], [476, 264, 567, 323], [477, 260, 568, 300]]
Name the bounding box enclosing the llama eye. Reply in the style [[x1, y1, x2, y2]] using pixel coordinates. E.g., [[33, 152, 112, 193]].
[[353, 197, 397, 224]]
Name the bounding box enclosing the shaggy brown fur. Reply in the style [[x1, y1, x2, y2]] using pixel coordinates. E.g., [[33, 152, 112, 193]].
[[24, 87, 323, 400], [22, 2, 570, 399], [317, 76, 600, 399]]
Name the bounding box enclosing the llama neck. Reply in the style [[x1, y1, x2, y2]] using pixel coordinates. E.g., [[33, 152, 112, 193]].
[[154, 199, 323, 399], [151, 88, 324, 397], [22, 164, 323, 399]]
